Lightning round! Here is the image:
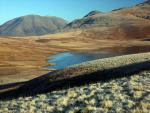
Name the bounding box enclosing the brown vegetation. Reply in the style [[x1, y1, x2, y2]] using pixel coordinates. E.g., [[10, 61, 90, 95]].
[[0, 37, 65, 84], [0, 29, 150, 84]]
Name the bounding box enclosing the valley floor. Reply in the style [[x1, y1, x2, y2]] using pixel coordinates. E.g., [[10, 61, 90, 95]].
[[0, 70, 149, 113], [0, 31, 150, 84]]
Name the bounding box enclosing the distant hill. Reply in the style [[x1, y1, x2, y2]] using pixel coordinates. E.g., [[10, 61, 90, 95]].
[[0, 0, 150, 38], [63, 0, 150, 40], [64, 0, 150, 29], [144, 0, 150, 4], [64, 15, 127, 30], [0, 15, 67, 36], [64, 10, 117, 30]]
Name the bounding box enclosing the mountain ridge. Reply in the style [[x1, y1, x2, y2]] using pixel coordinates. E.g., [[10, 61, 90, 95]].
[[84, 10, 103, 18], [0, 0, 150, 37], [62, 0, 150, 40]]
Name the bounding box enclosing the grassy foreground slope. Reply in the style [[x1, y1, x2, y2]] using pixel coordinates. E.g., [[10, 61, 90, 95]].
[[0, 71, 149, 113], [0, 52, 150, 112]]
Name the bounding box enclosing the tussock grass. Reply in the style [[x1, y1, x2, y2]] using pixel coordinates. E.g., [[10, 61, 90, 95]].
[[0, 70, 149, 113]]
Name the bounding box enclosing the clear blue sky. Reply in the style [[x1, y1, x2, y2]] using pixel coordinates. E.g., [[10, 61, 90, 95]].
[[0, 0, 146, 25]]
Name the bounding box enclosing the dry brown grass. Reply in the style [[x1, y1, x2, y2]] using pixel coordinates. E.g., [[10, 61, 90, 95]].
[[0, 28, 150, 84], [0, 37, 65, 84]]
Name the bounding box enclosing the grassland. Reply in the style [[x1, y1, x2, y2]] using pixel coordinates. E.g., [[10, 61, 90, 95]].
[[0, 29, 150, 84], [0, 70, 149, 113], [0, 37, 65, 84], [0, 49, 150, 113]]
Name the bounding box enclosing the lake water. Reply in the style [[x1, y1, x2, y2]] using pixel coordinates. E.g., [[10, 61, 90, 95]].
[[47, 52, 117, 69]]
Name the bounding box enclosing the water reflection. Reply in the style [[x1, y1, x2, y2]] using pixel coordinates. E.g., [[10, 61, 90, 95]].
[[47, 52, 117, 69]]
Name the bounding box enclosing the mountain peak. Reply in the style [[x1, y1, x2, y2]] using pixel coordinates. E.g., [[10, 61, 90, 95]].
[[141, 0, 150, 5], [21, 14, 54, 17], [145, 0, 150, 4], [84, 10, 103, 18]]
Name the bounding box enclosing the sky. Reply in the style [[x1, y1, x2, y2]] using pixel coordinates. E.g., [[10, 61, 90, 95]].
[[0, 0, 146, 25]]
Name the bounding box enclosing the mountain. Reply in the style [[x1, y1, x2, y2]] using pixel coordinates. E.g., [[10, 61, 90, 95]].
[[84, 10, 103, 18], [64, 15, 126, 30], [143, 0, 150, 4], [63, 1, 150, 40], [64, 10, 115, 30], [112, 0, 150, 20], [0, 15, 67, 36], [64, 1, 150, 29]]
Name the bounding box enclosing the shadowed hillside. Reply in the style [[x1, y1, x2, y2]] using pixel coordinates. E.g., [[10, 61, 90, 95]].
[[0, 52, 150, 99], [0, 70, 149, 112], [0, 15, 67, 36]]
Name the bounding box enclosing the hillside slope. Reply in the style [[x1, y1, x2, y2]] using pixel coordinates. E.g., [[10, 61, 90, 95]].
[[63, 1, 150, 40], [0, 15, 67, 36]]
